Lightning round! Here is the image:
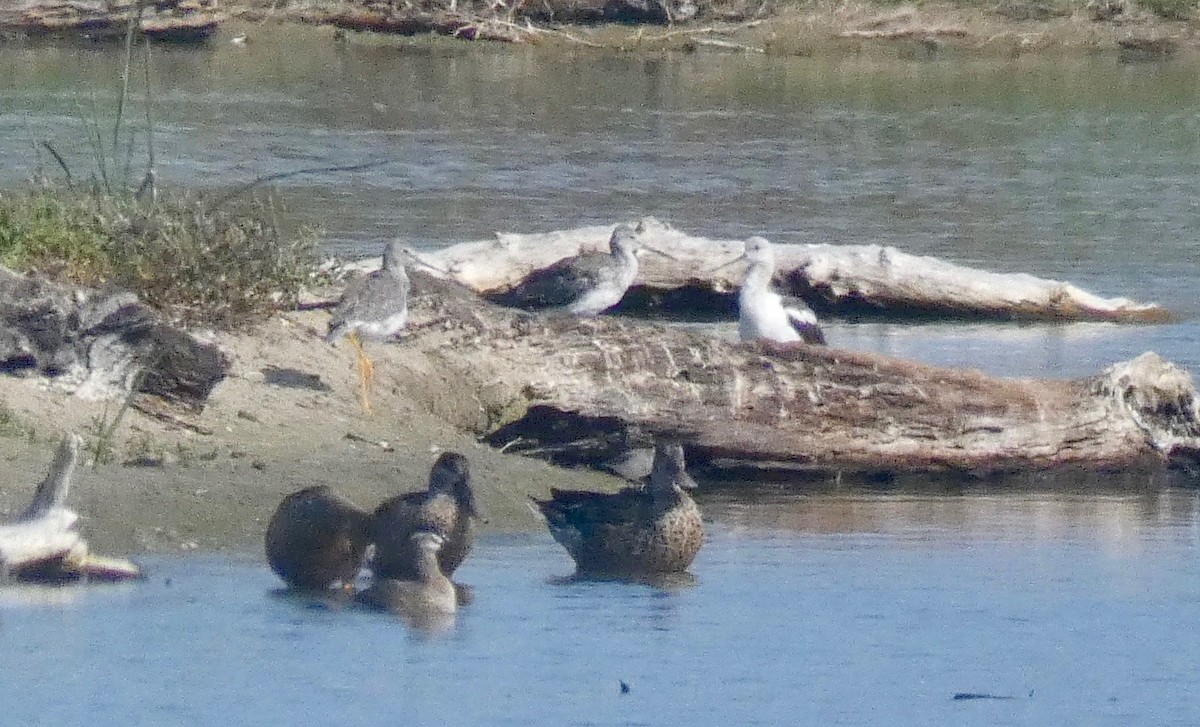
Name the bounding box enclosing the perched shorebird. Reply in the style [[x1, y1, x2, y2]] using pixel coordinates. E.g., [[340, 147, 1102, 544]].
[[326, 240, 411, 413], [722, 236, 825, 345], [496, 224, 653, 316], [529, 443, 704, 576], [264, 486, 371, 592], [370, 452, 482, 582], [357, 531, 457, 617]]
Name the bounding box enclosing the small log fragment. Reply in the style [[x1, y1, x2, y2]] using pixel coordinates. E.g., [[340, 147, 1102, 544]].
[[395, 273, 1200, 479], [0, 0, 224, 42], [0, 434, 142, 583], [0, 266, 229, 408], [410, 218, 1168, 323], [301, 6, 533, 42]]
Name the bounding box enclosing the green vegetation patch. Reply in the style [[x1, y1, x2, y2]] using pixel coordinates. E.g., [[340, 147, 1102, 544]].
[[0, 185, 320, 329]]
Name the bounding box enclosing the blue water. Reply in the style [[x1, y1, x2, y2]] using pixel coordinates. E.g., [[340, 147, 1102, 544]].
[[4, 490, 1200, 726], [2, 29, 1200, 726]]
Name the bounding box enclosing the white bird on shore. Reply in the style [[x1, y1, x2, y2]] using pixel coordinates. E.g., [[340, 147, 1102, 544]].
[[326, 240, 410, 413], [496, 224, 648, 316], [728, 236, 826, 346]]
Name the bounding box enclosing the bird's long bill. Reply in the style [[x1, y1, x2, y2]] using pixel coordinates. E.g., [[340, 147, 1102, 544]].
[[401, 247, 450, 276], [705, 252, 747, 275], [640, 244, 682, 262]]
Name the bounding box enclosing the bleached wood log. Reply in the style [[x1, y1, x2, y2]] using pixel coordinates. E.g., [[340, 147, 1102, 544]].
[[411, 218, 1167, 323], [0, 434, 141, 582], [399, 274, 1200, 478], [0, 434, 85, 574]]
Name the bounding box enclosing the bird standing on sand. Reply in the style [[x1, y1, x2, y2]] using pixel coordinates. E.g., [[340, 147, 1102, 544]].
[[326, 240, 410, 414], [498, 224, 644, 316], [264, 485, 371, 592], [370, 452, 482, 582], [357, 531, 458, 618], [529, 443, 704, 576], [729, 236, 826, 345]]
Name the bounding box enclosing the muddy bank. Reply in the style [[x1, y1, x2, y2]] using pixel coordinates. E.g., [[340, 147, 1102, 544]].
[[4, 0, 1198, 57], [0, 306, 623, 558]]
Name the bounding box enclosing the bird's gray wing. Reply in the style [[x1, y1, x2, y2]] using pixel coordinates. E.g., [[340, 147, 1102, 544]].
[[504, 253, 610, 309]]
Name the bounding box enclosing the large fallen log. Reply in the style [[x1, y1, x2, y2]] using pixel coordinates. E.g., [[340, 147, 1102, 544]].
[[0, 266, 229, 409], [414, 218, 1168, 323], [396, 273, 1200, 480], [0, 434, 141, 583], [0, 0, 224, 42]]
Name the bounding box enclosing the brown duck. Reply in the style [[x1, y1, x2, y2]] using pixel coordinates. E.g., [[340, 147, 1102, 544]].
[[370, 452, 481, 581], [530, 443, 704, 575], [357, 531, 457, 616], [264, 485, 371, 591]]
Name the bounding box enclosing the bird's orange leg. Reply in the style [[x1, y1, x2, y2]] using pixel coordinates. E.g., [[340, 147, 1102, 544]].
[[350, 331, 374, 414]]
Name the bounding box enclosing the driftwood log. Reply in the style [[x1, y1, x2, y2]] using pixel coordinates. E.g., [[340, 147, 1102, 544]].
[[412, 218, 1168, 323], [396, 271, 1200, 481], [0, 0, 224, 41], [0, 434, 141, 582], [0, 266, 229, 409]]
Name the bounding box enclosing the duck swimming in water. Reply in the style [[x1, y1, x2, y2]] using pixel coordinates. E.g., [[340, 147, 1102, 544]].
[[370, 451, 482, 581], [357, 531, 457, 617], [529, 443, 704, 575], [264, 485, 371, 592]]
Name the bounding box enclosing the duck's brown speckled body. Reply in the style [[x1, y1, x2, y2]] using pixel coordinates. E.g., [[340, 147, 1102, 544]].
[[264, 486, 371, 591], [358, 531, 457, 616], [531, 444, 704, 575], [370, 452, 481, 580]]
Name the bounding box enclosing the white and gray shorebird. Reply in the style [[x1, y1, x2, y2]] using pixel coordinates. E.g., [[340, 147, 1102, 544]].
[[726, 236, 825, 346], [326, 240, 410, 413], [498, 223, 646, 316]]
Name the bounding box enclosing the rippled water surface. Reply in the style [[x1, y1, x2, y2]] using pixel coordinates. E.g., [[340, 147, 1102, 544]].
[[2, 28, 1196, 376], [2, 26, 1200, 725], [4, 491, 1200, 726]]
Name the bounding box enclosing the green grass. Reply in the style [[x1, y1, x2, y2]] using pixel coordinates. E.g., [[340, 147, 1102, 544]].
[[0, 399, 33, 439], [1136, 0, 1195, 19], [0, 185, 321, 329]]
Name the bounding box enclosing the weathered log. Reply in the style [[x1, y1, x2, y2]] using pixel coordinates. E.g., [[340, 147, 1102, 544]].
[[0, 434, 142, 583], [412, 218, 1168, 323], [0, 435, 84, 576], [0, 266, 229, 408], [301, 6, 534, 42], [0, 0, 224, 42], [397, 272, 1200, 480]]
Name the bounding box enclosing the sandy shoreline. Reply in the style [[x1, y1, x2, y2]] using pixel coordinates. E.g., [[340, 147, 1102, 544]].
[[0, 308, 624, 559]]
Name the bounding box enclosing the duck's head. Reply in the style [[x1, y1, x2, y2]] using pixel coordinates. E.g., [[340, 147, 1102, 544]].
[[411, 529, 446, 555], [650, 442, 698, 492], [428, 451, 483, 520]]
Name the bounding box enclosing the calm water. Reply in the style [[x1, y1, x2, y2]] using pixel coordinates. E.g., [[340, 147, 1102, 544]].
[[1, 28, 1196, 377], [4, 492, 1200, 725], [2, 26, 1200, 725]]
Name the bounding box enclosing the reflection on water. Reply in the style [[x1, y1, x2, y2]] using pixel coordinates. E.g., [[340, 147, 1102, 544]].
[[2, 28, 1195, 381], [3, 492, 1200, 725], [2, 35, 1200, 723]]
